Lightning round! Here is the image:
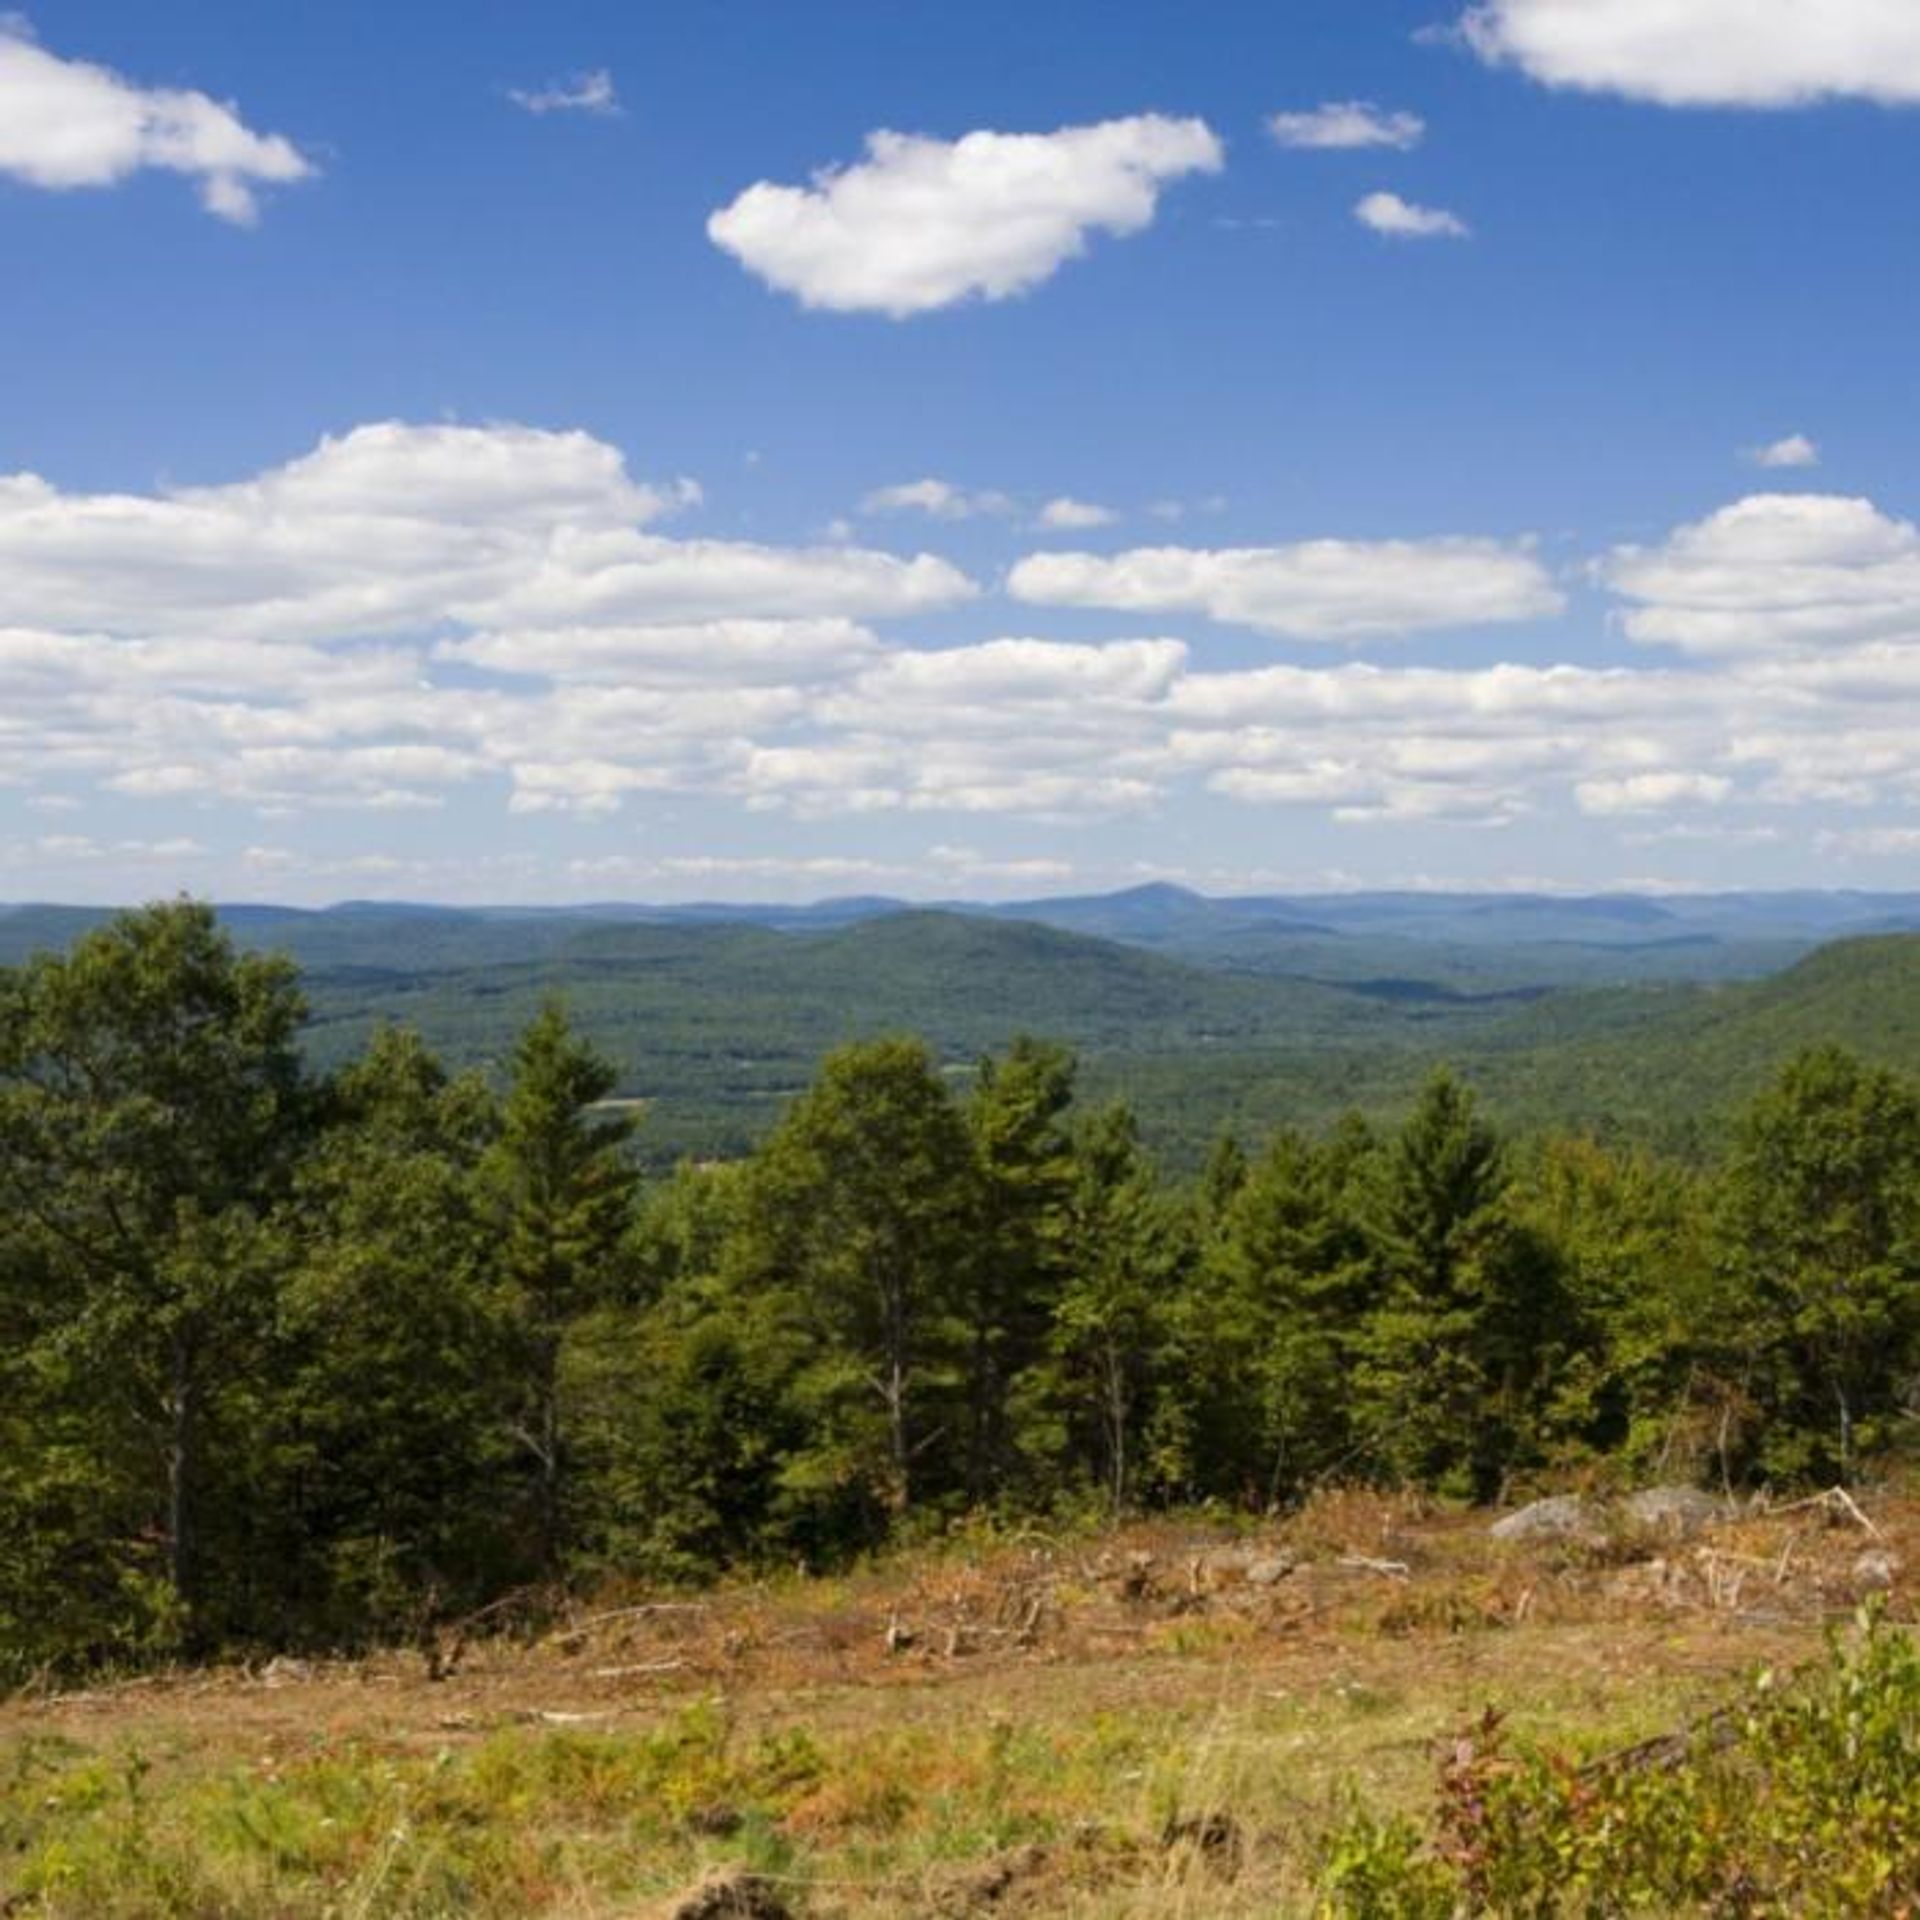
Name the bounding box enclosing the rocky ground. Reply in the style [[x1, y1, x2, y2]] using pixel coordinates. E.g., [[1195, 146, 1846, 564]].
[[1, 1484, 1910, 1916]]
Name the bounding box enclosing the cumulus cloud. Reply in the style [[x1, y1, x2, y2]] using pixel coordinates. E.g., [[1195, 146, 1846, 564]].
[[1748, 433, 1820, 470], [1603, 493, 1920, 657], [437, 617, 883, 686], [860, 478, 1015, 520], [14, 437, 1920, 859], [1008, 536, 1562, 639], [1269, 101, 1425, 149], [1575, 771, 1733, 815], [0, 17, 314, 223], [706, 114, 1223, 316], [508, 69, 619, 116], [1354, 190, 1469, 239], [1457, 0, 1920, 107], [0, 421, 979, 815], [1036, 497, 1119, 531], [0, 422, 967, 642]]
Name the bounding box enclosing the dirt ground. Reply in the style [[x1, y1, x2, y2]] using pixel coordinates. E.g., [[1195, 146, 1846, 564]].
[[2, 1487, 1910, 1916]]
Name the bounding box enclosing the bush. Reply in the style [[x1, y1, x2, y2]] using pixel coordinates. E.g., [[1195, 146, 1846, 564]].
[[1320, 1601, 1920, 1916]]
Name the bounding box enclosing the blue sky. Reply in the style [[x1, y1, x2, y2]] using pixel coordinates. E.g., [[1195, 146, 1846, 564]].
[[3, 0, 1919, 903]]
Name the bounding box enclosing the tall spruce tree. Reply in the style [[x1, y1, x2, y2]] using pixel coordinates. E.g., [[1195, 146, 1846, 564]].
[[1353, 1070, 1552, 1498], [1049, 1102, 1185, 1512], [1192, 1122, 1373, 1506], [963, 1038, 1078, 1501], [479, 1002, 637, 1571], [745, 1037, 978, 1519]]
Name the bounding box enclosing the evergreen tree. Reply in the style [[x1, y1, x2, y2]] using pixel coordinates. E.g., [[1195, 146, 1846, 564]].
[[744, 1037, 978, 1519], [1352, 1070, 1553, 1498], [260, 1027, 515, 1638], [0, 900, 308, 1644], [1191, 1121, 1373, 1506], [963, 1038, 1078, 1500], [478, 1002, 637, 1571], [1048, 1102, 1186, 1511]]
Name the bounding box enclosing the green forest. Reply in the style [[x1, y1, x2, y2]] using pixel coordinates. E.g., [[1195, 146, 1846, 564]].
[[4, 899, 1919, 1679]]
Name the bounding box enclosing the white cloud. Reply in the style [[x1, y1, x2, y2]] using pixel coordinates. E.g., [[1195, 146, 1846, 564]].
[[1269, 101, 1425, 149], [1819, 826, 1920, 857], [1603, 493, 1920, 656], [0, 420, 981, 818], [0, 421, 967, 642], [827, 637, 1187, 727], [860, 478, 1015, 520], [1458, 0, 1920, 108], [508, 69, 619, 116], [1748, 433, 1820, 470], [1008, 536, 1562, 639], [1354, 190, 1469, 239], [14, 436, 1920, 860], [1036, 497, 1118, 531], [0, 18, 314, 223], [437, 617, 883, 686], [706, 114, 1223, 316], [1575, 771, 1732, 815]]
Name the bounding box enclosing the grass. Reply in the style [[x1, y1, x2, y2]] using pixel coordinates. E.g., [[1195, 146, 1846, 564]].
[[0, 1490, 1911, 1915]]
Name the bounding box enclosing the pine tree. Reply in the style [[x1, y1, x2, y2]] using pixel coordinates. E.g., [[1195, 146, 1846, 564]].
[[963, 1038, 1078, 1500], [0, 900, 308, 1644], [478, 1002, 637, 1571], [1049, 1102, 1185, 1511], [744, 1037, 978, 1519], [1352, 1070, 1551, 1498], [262, 1027, 515, 1636]]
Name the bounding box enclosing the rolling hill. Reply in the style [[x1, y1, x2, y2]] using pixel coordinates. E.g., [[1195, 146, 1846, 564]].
[[9, 895, 1920, 1168]]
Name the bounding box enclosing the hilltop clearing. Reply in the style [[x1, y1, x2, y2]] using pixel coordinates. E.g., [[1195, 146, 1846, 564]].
[[3, 1489, 1911, 1916]]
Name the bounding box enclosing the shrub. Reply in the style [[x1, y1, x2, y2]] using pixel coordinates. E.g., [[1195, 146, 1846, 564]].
[[1320, 1601, 1920, 1916]]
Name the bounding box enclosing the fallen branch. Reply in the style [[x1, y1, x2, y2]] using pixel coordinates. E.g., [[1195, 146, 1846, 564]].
[[1338, 1554, 1410, 1580], [1579, 1705, 1743, 1780], [1765, 1487, 1886, 1541]]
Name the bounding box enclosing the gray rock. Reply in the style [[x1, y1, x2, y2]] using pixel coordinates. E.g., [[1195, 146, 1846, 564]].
[[1191, 1543, 1298, 1589], [1245, 1551, 1299, 1586], [1854, 1549, 1902, 1591], [1490, 1495, 1595, 1544], [1623, 1486, 1726, 1539]]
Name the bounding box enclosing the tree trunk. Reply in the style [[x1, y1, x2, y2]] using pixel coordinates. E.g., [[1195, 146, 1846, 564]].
[[1104, 1343, 1128, 1514], [165, 1325, 198, 1629], [883, 1266, 913, 1514], [534, 1329, 562, 1570], [885, 1349, 911, 1514]]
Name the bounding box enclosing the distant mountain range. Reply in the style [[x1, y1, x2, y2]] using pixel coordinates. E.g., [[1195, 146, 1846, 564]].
[[9, 882, 1920, 963], [6, 889, 1920, 1167]]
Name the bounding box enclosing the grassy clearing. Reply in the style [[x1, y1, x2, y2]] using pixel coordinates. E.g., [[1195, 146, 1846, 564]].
[[0, 1490, 1910, 1916]]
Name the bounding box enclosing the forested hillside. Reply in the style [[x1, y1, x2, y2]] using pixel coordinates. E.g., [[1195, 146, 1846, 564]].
[[5, 901, 1920, 1680]]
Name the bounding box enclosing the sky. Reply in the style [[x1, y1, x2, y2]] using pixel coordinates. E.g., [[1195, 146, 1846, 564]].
[[2, 0, 1919, 906]]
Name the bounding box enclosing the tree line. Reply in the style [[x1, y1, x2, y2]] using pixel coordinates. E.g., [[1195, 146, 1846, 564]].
[[2, 900, 1917, 1675]]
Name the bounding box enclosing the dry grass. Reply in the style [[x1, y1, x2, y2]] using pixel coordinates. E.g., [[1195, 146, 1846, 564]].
[[0, 1487, 1911, 1916]]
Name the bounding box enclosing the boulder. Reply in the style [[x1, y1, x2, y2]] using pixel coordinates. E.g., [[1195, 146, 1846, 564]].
[[1191, 1543, 1298, 1590], [1245, 1552, 1298, 1587], [1489, 1495, 1596, 1544], [1622, 1486, 1726, 1539], [1853, 1549, 1902, 1592]]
